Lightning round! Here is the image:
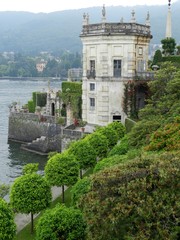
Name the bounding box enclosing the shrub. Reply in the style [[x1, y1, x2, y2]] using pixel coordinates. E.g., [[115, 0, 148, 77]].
[[28, 100, 35, 113], [108, 135, 129, 157], [93, 155, 127, 173], [71, 177, 91, 206], [145, 117, 180, 151], [80, 151, 180, 240], [107, 121, 125, 139], [0, 198, 16, 240], [128, 119, 161, 148], [36, 204, 86, 240], [96, 125, 118, 149], [85, 132, 108, 159]]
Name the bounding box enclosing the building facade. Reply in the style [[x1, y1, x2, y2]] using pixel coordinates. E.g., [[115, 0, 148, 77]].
[[80, 7, 152, 126]]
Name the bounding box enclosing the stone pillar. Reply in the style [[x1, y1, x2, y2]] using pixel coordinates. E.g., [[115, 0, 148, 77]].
[[66, 103, 73, 126]]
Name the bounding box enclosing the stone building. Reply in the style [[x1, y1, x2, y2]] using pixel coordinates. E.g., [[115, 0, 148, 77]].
[[80, 6, 152, 126], [36, 60, 47, 72], [46, 81, 61, 117]]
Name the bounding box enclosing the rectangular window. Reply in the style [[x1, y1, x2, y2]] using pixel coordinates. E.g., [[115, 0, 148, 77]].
[[87, 60, 96, 78], [138, 47, 143, 55], [137, 60, 146, 72], [90, 60, 95, 70], [90, 98, 95, 108], [113, 60, 121, 77], [90, 83, 95, 91]]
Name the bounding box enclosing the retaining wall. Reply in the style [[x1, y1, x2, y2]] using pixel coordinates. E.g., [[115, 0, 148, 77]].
[[8, 112, 82, 154]]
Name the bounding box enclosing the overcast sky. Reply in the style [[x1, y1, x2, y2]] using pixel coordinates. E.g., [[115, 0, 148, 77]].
[[0, 0, 178, 13]]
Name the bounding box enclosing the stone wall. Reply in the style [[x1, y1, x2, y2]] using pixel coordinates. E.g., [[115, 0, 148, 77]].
[[8, 112, 82, 154], [61, 129, 83, 152], [8, 112, 62, 153]]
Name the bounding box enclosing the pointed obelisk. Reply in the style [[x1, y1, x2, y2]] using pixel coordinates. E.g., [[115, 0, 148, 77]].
[[165, 0, 172, 38]]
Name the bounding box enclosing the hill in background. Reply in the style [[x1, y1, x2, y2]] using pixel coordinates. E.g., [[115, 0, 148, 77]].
[[0, 1, 180, 54]]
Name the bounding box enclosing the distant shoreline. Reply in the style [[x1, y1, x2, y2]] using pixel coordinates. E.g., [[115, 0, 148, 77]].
[[0, 77, 63, 81]]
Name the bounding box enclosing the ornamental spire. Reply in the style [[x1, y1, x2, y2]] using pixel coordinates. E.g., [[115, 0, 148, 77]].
[[166, 0, 172, 38], [101, 4, 106, 23]]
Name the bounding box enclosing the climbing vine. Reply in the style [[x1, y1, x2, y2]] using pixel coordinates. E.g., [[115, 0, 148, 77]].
[[60, 82, 82, 119], [123, 81, 149, 119]]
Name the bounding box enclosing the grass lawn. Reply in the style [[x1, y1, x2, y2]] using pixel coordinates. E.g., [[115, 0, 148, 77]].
[[15, 168, 93, 240]]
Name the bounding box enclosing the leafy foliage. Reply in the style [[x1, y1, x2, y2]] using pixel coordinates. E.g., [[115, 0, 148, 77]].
[[95, 125, 119, 149], [79, 151, 180, 240], [84, 132, 108, 159], [32, 92, 47, 108], [71, 177, 91, 206], [128, 119, 161, 148], [93, 155, 127, 173], [106, 121, 125, 140], [10, 173, 51, 214], [152, 49, 162, 65], [129, 63, 180, 149], [60, 82, 82, 118], [36, 204, 86, 240], [68, 138, 96, 172], [108, 135, 129, 157], [28, 99, 35, 113], [145, 117, 180, 151], [45, 152, 79, 187], [161, 37, 176, 56], [0, 198, 16, 240], [10, 173, 51, 233], [22, 163, 39, 175]]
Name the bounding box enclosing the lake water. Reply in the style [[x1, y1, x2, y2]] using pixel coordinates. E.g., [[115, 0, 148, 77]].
[[0, 79, 61, 184]]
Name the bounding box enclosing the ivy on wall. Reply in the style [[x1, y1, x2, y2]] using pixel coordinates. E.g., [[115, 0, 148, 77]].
[[123, 81, 149, 119], [27, 92, 47, 113], [33, 92, 47, 107], [60, 82, 82, 119]]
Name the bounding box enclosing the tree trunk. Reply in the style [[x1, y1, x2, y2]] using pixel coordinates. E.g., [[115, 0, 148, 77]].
[[80, 169, 83, 179], [62, 185, 65, 203], [31, 212, 34, 234]]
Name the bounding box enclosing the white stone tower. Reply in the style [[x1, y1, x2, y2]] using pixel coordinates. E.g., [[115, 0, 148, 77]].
[[166, 0, 172, 38], [80, 6, 152, 126]]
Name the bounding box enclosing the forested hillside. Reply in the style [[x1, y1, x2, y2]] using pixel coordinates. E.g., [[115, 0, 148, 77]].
[[0, 1, 180, 54]]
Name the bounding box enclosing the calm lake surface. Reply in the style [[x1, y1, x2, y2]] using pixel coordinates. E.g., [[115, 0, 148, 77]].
[[0, 79, 61, 184]]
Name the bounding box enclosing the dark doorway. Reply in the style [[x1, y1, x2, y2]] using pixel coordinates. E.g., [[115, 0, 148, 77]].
[[113, 115, 121, 122], [51, 103, 55, 116]]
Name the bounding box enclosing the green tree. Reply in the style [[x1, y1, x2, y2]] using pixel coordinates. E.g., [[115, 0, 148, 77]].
[[0, 198, 16, 240], [145, 117, 180, 151], [93, 155, 127, 173], [10, 173, 52, 234], [161, 37, 176, 56], [84, 131, 109, 159], [152, 49, 162, 65], [22, 163, 39, 175], [108, 135, 129, 157], [80, 152, 180, 240], [36, 204, 86, 240], [45, 152, 79, 203], [68, 138, 96, 178], [96, 125, 119, 149], [107, 121, 125, 140], [71, 177, 91, 206]]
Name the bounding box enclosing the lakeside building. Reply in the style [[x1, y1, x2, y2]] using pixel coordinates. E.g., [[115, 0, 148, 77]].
[[36, 60, 47, 73], [80, 6, 152, 126]]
